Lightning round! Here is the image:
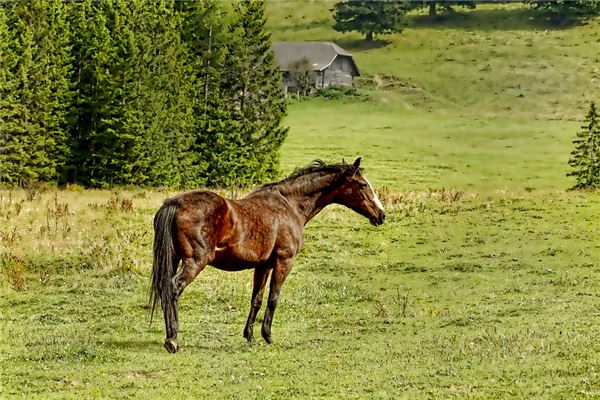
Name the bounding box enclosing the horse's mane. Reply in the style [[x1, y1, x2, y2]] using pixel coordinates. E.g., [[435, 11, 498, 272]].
[[255, 159, 361, 194]]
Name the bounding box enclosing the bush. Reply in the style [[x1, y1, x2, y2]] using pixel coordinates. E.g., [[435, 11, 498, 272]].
[[314, 85, 362, 100]]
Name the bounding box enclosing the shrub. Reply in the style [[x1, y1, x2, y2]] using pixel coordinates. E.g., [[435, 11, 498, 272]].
[[314, 85, 362, 100], [1, 254, 27, 291]]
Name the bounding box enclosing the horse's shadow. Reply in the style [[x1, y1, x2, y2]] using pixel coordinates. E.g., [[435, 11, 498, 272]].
[[107, 338, 158, 351], [106, 334, 297, 353]]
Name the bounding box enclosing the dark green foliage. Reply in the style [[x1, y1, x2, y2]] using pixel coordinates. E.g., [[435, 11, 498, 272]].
[[526, 0, 600, 24], [179, 0, 230, 187], [68, 0, 195, 187], [206, 0, 288, 187], [332, 0, 410, 41], [567, 102, 600, 189], [1, 0, 73, 185], [0, 5, 17, 185], [67, 0, 115, 186], [408, 1, 476, 17], [0, 0, 287, 188], [314, 85, 362, 100]]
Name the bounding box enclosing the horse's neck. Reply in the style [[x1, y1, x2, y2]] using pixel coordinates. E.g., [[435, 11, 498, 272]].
[[280, 172, 339, 225]]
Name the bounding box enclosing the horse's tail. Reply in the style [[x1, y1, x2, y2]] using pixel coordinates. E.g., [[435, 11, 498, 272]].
[[149, 200, 178, 326]]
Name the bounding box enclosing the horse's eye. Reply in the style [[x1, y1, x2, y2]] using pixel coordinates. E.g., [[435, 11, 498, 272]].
[[360, 183, 368, 188]]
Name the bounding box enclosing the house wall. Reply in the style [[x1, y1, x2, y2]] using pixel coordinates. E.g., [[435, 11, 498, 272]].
[[321, 56, 354, 88], [281, 55, 356, 94]]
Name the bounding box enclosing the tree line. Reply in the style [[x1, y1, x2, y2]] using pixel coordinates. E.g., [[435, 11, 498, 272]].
[[332, 0, 600, 41], [0, 0, 287, 188]]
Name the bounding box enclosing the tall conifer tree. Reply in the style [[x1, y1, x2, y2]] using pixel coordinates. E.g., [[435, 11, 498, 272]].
[[180, 0, 230, 187], [0, 5, 19, 184], [213, 0, 287, 186], [568, 102, 600, 189], [69, 0, 196, 187], [4, 0, 73, 184], [68, 0, 115, 185], [131, 0, 195, 187]]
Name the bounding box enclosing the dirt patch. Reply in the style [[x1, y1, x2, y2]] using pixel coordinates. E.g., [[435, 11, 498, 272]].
[[124, 370, 165, 380]]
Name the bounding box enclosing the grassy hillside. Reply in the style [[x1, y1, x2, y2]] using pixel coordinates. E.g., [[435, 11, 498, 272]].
[[268, 2, 600, 191], [267, 1, 600, 120]]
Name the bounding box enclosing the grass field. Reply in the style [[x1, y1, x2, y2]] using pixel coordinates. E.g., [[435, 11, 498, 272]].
[[281, 101, 577, 191], [3, 2, 600, 399], [3, 187, 600, 399]]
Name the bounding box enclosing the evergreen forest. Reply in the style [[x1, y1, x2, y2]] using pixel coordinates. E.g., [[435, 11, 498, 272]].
[[0, 0, 288, 188]]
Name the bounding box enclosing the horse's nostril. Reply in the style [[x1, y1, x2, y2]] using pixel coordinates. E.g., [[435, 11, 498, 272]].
[[381, 212, 386, 222]]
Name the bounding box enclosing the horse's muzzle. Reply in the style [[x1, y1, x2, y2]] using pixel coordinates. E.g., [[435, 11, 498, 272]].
[[370, 211, 386, 226]]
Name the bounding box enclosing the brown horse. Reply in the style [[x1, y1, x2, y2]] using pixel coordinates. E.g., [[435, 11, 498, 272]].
[[149, 157, 385, 353]]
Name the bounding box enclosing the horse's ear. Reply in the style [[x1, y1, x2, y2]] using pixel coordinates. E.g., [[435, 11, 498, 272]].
[[342, 158, 348, 165], [352, 157, 361, 170]]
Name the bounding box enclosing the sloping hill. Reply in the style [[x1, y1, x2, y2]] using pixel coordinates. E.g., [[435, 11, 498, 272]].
[[266, 2, 600, 190], [267, 1, 600, 120]]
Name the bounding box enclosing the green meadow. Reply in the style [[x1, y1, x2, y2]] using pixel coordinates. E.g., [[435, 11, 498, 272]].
[[2, 2, 600, 399]]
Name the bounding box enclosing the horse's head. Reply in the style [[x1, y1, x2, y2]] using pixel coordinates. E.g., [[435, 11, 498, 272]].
[[334, 157, 386, 227]]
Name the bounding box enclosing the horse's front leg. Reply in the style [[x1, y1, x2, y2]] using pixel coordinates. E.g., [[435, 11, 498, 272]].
[[243, 265, 270, 342], [262, 257, 294, 344]]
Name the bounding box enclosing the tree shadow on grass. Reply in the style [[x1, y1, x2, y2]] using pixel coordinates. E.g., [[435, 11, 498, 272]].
[[410, 8, 589, 31], [270, 19, 331, 35], [335, 38, 392, 52]]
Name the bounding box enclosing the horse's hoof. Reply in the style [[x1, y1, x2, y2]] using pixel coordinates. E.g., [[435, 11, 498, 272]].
[[164, 338, 179, 353], [243, 328, 253, 343], [263, 335, 273, 344]]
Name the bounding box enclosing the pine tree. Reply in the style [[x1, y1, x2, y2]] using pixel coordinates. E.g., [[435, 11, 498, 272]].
[[68, 0, 195, 187], [0, 4, 19, 184], [101, 0, 148, 186], [135, 1, 195, 188], [211, 0, 288, 186], [66, 0, 147, 187], [567, 102, 600, 189], [67, 0, 115, 185], [178, 0, 230, 187], [3, 0, 73, 184], [332, 0, 409, 41]]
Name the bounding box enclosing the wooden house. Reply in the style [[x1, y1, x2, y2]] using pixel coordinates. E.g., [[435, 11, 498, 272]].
[[272, 41, 360, 94]]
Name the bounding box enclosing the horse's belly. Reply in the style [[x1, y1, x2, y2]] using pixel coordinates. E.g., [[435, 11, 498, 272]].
[[209, 249, 268, 271]]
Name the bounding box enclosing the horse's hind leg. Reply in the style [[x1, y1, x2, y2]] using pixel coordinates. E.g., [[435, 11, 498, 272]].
[[162, 255, 180, 349], [164, 246, 209, 353]]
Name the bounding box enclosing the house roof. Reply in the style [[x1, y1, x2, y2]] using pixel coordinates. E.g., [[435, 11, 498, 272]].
[[272, 41, 360, 76]]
